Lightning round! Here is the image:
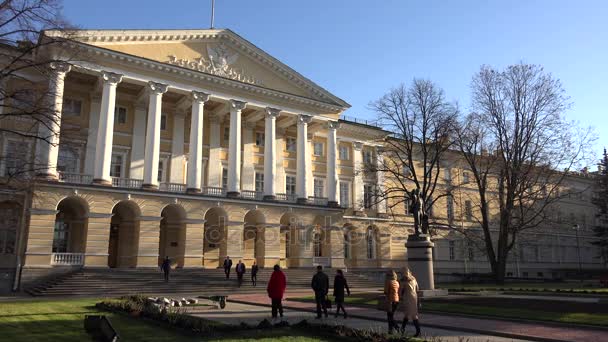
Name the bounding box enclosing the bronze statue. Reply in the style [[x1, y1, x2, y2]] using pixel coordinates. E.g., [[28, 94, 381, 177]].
[[409, 188, 426, 236]]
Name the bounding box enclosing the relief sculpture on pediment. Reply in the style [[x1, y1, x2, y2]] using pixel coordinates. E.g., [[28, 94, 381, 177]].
[[167, 42, 263, 86]]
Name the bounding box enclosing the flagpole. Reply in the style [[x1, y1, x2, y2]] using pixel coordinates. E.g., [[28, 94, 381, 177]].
[[210, 0, 215, 29]]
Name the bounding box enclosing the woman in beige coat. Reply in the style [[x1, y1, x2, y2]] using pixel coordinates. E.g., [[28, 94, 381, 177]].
[[383, 270, 400, 333], [400, 268, 420, 337]]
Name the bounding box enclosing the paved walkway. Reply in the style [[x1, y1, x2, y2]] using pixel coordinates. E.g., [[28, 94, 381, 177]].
[[224, 291, 607, 342], [190, 298, 531, 342]]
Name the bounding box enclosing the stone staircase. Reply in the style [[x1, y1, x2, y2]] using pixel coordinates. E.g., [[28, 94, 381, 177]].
[[25, 268, 384, 297]]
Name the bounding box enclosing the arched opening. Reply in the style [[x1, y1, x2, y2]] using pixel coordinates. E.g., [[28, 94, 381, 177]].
[[109, 201, 141, 268], [366, 226, 378, 261], [343, 224, 354, 263], [279, 213, 299, 268], [0, 201, 21, 267], [159, 204, 186, 268], [52, 197, 88, 266], [243, 210, 265, 266], [313, 231, 323, 257], [203, 207, 227, 268]]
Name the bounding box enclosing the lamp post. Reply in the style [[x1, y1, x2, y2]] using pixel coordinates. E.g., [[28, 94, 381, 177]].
[[573, 224, 582, 281]]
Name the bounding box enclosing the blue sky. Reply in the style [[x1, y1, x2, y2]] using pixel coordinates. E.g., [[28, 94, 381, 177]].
[[62, 0, 607, 160]]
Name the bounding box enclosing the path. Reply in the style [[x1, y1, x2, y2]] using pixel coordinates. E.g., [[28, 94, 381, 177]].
[[225, 291, 607, 342]]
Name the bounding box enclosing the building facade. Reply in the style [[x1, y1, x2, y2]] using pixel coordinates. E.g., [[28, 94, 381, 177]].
[[0, 29, 604, 290]]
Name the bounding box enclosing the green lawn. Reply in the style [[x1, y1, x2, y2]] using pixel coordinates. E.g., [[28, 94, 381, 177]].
[[438, 282, 608, 294], [290, 294, 608, 327]]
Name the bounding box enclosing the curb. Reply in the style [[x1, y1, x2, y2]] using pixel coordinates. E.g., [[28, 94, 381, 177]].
[[227, 298, 567, 342]]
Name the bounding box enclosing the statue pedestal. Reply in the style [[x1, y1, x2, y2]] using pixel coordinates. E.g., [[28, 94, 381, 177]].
[[406, 234, 448, 297]]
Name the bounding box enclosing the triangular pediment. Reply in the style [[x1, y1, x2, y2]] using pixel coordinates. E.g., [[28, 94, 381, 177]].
[[50, 29, 349, 109]]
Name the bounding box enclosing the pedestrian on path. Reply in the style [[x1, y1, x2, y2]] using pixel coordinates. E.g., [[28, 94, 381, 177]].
[[251, 260, 259, 286], [236, 260, 246, 287], [311, 265, 330, 318], [223, 256, 233, 279], [160, 256, 171, 282], [384, 270, 400, 334], [333, 269, 350, 318], [400, 268, 421, 337], [267, 264, 286, 319]]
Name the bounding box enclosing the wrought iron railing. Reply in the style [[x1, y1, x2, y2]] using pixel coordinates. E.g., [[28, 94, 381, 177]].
[[159, 182, 186, 193], [111, 177, 143, 189], [51, 252, 84, 266], [58, 173, 93, 184]]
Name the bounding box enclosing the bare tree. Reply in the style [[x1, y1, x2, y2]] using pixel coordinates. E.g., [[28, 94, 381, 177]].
[[455, 63, 595, 283], [369, 79, 458, 230], [0, 0, 74, 182]]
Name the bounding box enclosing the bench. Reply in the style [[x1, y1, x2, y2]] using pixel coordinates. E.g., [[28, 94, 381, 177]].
[[84, 315, 120, 342]]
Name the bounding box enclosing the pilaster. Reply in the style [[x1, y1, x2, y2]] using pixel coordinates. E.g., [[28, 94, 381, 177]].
[[207, 114, 223, 187], [183, 219, 205, 267], [84, 213, 113, 267], [241, 122, 255, 191], [84, 96, 101, 176], [23, 209, 57, 266], [129, 104, 147, 180], [352, 141, 365, 214], [170, 112, 186, 184], [136, 217, 162, 267]]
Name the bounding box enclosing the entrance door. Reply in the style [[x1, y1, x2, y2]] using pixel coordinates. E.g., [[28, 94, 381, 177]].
[[108, 224, 119, 268]]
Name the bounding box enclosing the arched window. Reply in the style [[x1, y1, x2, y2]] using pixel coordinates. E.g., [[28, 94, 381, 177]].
[[366, 227, 376, 260], [313, 232, 322, 257], [52, 213, 69, 253]]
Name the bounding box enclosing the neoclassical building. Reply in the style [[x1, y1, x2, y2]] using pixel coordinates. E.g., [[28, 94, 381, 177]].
[[0, 29, 603, 289]]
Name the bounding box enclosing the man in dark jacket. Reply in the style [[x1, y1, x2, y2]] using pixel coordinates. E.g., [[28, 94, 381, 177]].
[[311, 265, 330, 318], [236, 260, 246, 287], [223, 256, 233, 279], [333, 269, 350, 318], [160, 256, 171, 282], [251, 260, 259, 287]]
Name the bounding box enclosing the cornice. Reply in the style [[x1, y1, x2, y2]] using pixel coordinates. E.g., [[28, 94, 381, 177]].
[[45, 28, 351, 110]]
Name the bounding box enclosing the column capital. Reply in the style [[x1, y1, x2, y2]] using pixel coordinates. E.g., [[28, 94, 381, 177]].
[[101, 71, 123, 85], [265, 107, 281, 118], [353, 141, 364, 151], [147, 81, 169, 94], [192, 90, 210, 103], [230, 99, 247, 111], [327, 121, 340, 130], [50, 61, 71, 74], [298, 114, 313, 125]]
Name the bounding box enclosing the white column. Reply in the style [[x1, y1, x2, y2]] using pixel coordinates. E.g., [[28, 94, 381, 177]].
[[129, 104, 147, 180], [275, 129, 286, 194], [296, 114, 313, 203], [186, 91, 209, 192], [326, 121, 339, 207], [241, 123, 255, 191], [142, 81, 168, 189], [35, 62, 71, 179], [92, 71, 122, 185], [227, 99, 246, 196], [170, 112, 186, 184], [352, 141, 365, 213], [83, 96, 101, 176], [263, 107, 281, 200], [376, 147, 387, 215], [207, 115, 222, 187]]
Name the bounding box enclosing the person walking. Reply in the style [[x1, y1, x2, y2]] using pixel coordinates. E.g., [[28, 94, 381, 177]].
[[160, 256, 171, 282], [311, 265, 330, 318], [384, 270, 400, 334], [223, 256, 233, 279], [333, 269, 350, 318], [267, 264, 287, 320], [236, 260, 246, 287], [400, 268, 421, 337], [251, 260, 259, 287]]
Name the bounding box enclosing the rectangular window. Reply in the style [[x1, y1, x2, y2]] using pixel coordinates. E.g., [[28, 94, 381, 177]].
[[221, 168, 228, 190], [465, 200, 473, 221], [3, 140, 30, 176], [157, 159, 165, 183], [339, 146, 349, 160], [110, 154, 123, 178], [313, 142, 324, 157], [286, 175, 296, 195], [404, 198, 410, 215], [57, 146, 80, 174], [286, 137, 296, 152], [339, 181, 350, 207], [463, 171, 470, 184], [447, 196, 454, 221], [449, 241, 455, 261], [314, 178, 324, 198], [223, 127, 230, 142], [255, 172, 264, 192], [363, 150, 373, 165], [255, 132, 265, 147], [114, 106, 127, 125], [363, 184, 374, 209], [160, 114, 167, 131], [62, 98, 82, 117]]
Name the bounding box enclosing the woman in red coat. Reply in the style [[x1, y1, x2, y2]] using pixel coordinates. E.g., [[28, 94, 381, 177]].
[[267, 264, 287, 319]]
